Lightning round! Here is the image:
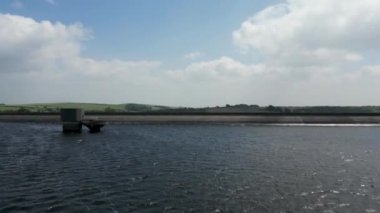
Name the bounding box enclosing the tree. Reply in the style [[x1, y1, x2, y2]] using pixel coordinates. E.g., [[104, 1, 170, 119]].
[[17, 107, 30, 113], [104, 107, 116, 112]]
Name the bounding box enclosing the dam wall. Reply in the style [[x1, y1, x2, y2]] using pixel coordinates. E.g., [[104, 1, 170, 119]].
[[0, 114, 59, 122], [84, 115, 380, 124], [2, 113, 380, 124]]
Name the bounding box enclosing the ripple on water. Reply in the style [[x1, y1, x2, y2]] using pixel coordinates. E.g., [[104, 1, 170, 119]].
[[1, 123, 380, 212]]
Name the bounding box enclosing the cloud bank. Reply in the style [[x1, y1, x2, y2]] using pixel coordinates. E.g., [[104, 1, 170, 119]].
[[233, 0, 380, 66], [0, 13, 161, 104], [231, 0, 380, 105], [1, 0, 380, 106]]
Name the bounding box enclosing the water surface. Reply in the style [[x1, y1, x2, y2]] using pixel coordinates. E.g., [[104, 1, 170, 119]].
[[1, 122, 380, 212]]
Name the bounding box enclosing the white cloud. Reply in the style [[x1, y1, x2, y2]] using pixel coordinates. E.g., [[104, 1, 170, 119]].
[[0, 13, 87, 73], [0, 13, 270, 106], [3, 1, 380, 107], [233, 0, 380, 66], [219, 0, 380, 105], [162, 57, 269, 106], [0, 13, 161, 104], [0, 13, 158, 77], [169, 57, 265, 81], [183, 51, 204, 60]]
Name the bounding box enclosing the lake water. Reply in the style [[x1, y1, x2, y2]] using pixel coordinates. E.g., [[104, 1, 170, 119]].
[[1, 122, 380, 212]]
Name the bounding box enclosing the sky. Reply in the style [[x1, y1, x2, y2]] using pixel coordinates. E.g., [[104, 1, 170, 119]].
[[0, 0, 380, 107]]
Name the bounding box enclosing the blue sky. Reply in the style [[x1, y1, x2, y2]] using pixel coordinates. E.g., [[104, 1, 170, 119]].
[[1, 0, 275, 64], [0, 0, 380, 106]]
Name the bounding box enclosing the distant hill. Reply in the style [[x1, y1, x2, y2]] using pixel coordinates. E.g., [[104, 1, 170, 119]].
[[0, 102, 171, 113], [157, 104, 380, 114], [2, 103, 380, 114]]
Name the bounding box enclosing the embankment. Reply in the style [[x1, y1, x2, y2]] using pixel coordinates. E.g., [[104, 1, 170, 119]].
[[2, 113, 380, 124]]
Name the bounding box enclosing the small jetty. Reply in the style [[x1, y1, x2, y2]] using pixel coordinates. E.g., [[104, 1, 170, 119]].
[[61, 108, 105, 133], [82, 119, 105, 133]]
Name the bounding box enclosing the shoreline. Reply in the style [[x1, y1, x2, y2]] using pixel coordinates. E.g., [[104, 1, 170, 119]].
[[2, 114, 380, 124]]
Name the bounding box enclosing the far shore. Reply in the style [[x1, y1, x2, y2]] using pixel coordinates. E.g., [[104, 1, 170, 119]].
[[2, 113, 380, 124]]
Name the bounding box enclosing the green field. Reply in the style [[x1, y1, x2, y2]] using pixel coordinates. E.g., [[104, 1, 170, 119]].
[[2, 102, 380, 114], [0, 103, 171, 113]]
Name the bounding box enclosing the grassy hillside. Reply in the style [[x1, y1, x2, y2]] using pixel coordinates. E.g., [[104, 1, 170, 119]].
[[0, 103, 171, 113], [2, 103, 380, 114], [156, 104, 380, 114]]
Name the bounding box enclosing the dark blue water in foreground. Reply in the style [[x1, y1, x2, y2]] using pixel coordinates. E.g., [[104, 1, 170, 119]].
[[1, 122, 380, 212]]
